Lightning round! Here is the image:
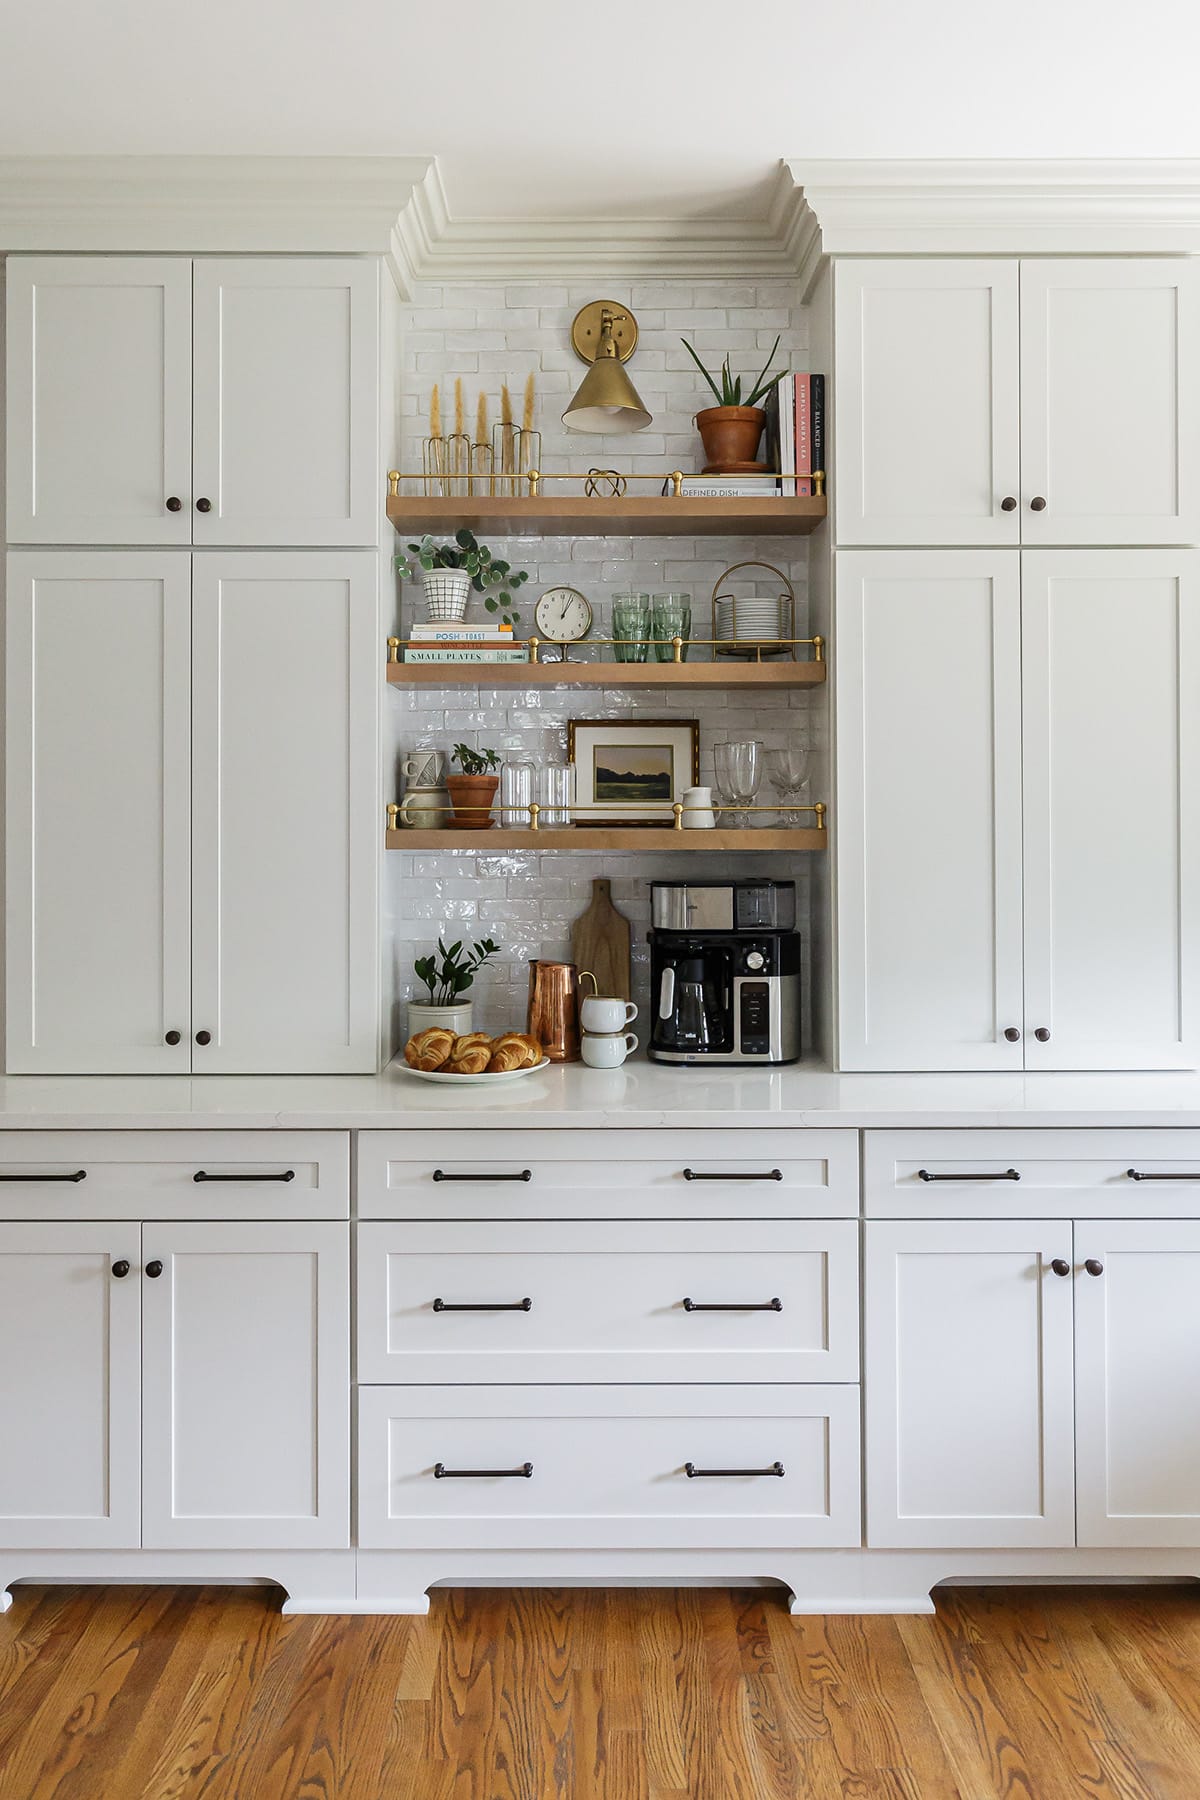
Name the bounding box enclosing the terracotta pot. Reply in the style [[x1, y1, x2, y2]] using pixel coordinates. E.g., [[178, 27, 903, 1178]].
[[694, 405, 766, 471], [446, 772, 499, 829]]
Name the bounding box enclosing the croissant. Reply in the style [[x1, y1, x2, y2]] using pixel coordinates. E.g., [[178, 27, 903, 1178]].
[[492, 1032, 542, 1068], [450, 1032, 491, 1058], [446, 1043, 492, 1074], [487, 1042, 527, 1073], [404, 1027, 455, 1071]]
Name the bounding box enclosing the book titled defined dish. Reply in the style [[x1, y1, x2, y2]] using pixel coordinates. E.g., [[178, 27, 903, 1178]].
[[665, 476, 782, 497], [403, 644, 531, 664]]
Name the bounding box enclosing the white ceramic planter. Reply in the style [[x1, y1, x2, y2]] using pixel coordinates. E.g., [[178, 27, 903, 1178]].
[[422, 569, 472, 621], [407, 999, 473, 1038]]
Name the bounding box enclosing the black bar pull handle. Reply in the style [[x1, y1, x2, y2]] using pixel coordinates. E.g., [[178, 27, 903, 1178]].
[[0, 1169, 86, 1183], [433, 1297, 533, 1313], [682, 1297, 783, 1312], [917, 1168, 1021, 1182], [684, 1461, 785, 1479], [433, 1461, 533, 1479], [1126, 1168, 1200, 1181], [682, 1168, 783, 1182], [193, 1170, 296, 1183], [432, 1169, 533, 1183]]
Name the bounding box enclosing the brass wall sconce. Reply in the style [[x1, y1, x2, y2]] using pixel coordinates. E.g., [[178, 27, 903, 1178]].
[[562, 301, 652, 434]]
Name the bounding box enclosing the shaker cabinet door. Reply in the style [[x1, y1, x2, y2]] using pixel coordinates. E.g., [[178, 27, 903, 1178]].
[[190, 552, 378, 1072], [1021, 550, 1200, 1069], [0, 1223, 141, 1548], [1020, 259, 1200, 546], [835, 551, 1025, 1070], [191, 258, 379, 546], [833, 260, 1021, 546], [5, 257, 193, 546], [140, 1221, 350, 1550], [5, 552, 193, 1073]]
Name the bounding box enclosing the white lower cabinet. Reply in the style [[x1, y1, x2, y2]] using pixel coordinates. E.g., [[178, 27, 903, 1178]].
[[0, 1223, 141, 1549], [357, 1385, 862, 1552], [864, 1220, 1076, 1548]]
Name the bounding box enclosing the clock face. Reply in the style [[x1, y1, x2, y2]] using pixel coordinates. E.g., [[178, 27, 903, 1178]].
[[535, 586, 593, 643]]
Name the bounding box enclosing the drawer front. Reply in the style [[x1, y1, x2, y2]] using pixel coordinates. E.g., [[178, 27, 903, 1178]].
[[865, 1128, 1200, 1219], [357, 1383, 861, 1550], [356, 1129, 859, 1220], [0, 1131, 349, 1220], [356, 1220, 859, 1384]]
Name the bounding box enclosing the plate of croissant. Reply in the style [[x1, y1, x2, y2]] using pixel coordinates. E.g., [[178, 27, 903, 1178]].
[[402, 1028, 549, 1082]]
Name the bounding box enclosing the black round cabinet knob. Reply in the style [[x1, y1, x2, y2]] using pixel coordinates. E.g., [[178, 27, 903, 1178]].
[[1085, 1258, 1105, 1277], [111, 1259, 131, 1279], [145, 1260, 163, 1279], [195, 1030, 212, 1046], [1050, 1258, 1071, 1277], [195, 497, 212, 513], [165, 1029, 181, 1045], [1004, 1027, 1021, 1042], [1034, 1027, 1051, 1042], [1000, 496, 1017, 512], [1030, 496, 1047, 512], [166, 496, 182, 512]]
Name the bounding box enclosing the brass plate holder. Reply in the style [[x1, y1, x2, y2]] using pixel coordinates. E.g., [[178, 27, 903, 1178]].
[[710, 560, 797, 661], [570, 302, 638, 364]]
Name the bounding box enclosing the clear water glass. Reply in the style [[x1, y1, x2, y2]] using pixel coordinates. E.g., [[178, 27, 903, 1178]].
[[765, 745, 812, 823], [538, 764, 574, 828], [612, 593, 650, 663], [499, 759, 534, 827], [713, 739, 763, 828], [650, 592, 692, 663]]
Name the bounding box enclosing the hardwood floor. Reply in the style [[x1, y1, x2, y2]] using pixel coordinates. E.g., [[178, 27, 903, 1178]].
[[2, 1584, 1200, 1798]]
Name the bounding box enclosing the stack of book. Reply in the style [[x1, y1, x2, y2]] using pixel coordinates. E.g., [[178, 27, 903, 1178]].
[[403, 623, 530, 665], [763, 373, 825, 496]]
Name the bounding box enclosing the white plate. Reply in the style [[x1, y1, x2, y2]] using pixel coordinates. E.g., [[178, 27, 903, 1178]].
[[401, 1057, 552, 1085]]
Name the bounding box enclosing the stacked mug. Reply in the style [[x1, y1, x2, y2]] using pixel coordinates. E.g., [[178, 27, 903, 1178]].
[[580, 992, 639, 1068], [396, 749, 450, 828]]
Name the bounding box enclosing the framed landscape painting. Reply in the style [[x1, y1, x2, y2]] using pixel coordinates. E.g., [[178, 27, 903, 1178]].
[[568, 718, 700, 825]]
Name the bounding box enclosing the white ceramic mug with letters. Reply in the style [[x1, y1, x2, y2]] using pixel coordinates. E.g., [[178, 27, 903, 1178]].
[[581, 1030, 639, 1069], [402, 749, 446, 789], [580, 995, 639, 1034]]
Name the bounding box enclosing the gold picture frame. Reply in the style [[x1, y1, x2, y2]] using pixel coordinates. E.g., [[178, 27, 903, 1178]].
[[567, 718, 700, 827]]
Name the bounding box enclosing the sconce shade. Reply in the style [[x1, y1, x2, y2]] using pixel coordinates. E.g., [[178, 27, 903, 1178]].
[[562, 302, 652, 434]]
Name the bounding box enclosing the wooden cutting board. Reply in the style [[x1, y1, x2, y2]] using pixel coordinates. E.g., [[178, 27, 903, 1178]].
[[571, 878, 632, 1002]]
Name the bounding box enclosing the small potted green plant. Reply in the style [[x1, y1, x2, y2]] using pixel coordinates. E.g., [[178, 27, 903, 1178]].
[[446, 744, 501, 829], [679, 334, 786, 472], [409, 935, 501, 1037], [394, 529, 529, 624]]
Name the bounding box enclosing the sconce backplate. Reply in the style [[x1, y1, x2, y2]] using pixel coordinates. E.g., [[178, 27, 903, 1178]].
[[570, 301, 638, 364]]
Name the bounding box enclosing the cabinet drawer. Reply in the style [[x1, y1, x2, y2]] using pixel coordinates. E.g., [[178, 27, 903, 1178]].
[[356, 1130, 859, 1220], [357, 1384, 861, 1551], [865, 1129, 1200, 1219], [356, 1220, 859, 1384], [0, 1131, 349, 1220]]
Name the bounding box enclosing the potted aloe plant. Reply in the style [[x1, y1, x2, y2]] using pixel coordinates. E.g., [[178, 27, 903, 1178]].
[[680, 334, 786, 472], [409, 936, 501, 1037], [446, 743, 501, 829], [395, 530, 529, 624]]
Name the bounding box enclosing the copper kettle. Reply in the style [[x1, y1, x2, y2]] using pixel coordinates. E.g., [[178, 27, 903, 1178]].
[[527, 960, 581, 1062]]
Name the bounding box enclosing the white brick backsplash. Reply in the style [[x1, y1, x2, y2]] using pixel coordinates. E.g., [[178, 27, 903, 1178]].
[[390, 275, 817, 1046]]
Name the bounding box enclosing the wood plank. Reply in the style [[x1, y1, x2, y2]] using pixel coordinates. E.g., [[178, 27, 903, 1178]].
[[386, 494, 828, 539], [386, 659, 826, 690], [387, 827, 827, 852]]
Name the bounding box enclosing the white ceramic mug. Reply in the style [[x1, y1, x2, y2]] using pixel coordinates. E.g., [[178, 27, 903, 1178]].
[[581, 1030, 638, 1069], [681, 784, 717, 828], [402, 749, 446, 788], [398, 785, 450, 828], [580, 995, 639, 1034]]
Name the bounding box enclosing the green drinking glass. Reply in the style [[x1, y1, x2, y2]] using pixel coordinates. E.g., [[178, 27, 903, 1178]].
[[651, 593, 692, 663], [612, 594, 650, 663]]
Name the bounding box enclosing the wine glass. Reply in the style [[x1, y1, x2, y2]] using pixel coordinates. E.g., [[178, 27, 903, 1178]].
[[714, 739, 763, 829], [765, 745, 812, 824]]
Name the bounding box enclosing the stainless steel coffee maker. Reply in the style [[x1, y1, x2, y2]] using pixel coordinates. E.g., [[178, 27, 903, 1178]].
[[647, 879, 802, 1065]]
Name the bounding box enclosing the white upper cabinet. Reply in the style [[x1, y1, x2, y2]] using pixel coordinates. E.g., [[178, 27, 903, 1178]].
[[6, 255, 380, 549], [5, 258, 193, 545], [1020, 261, 1200, 546], [834, 260, 1021, 547], [6, 553, 192, 1074], [190, 552, 379, 1073], [1021, 550, 1200, 1069], [835, 551, 1024, 1071], [834, 256, 1200, 549], [191, 259, 379, 547]]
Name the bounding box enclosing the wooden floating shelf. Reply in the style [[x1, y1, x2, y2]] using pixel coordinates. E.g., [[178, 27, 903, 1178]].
[[387, 659, 825, 691], [386, 828, 827, 853], [386, 495, 827, 539]]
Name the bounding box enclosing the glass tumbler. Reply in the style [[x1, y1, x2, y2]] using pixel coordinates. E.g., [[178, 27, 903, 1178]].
[[537, 764, 574, 829], [612, 593, 650, 663], [714, 738, 763, 828], [499, 759, 534, 827], [650, 592, 692, 663]]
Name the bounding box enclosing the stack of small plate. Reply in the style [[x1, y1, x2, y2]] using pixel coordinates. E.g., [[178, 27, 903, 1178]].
[[714, 595, 787, 658]]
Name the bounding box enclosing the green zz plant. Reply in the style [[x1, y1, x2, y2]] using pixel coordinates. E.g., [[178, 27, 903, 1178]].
[[394, 529, 530, 626], [413, 936, 502, 1007]]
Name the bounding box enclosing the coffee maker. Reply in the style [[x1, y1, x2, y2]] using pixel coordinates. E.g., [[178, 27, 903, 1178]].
[[647, 879, 802, 1065]]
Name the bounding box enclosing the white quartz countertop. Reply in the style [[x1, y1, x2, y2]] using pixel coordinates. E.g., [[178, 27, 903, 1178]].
[[3, 1059, 1200, 1130]]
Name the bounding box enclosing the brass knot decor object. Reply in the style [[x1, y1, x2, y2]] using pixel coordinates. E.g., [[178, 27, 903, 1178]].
[[584, 468, 628, 498]]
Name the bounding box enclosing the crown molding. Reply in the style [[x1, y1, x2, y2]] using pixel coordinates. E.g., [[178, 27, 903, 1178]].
[[0, 155, 435, 291], [787, 159, 1200, 293]]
